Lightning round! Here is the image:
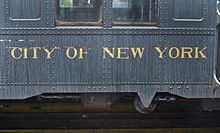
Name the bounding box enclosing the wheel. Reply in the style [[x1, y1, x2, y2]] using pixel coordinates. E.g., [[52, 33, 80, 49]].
[[134, 96, 156, 114]]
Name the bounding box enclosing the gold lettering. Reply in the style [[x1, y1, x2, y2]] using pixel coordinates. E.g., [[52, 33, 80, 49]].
[[117, 48, 129, 59], [32, 47, 41, 59], [79, 48, 88, 59], [103, 48, 115, 59], [155, 47, 167, 58], [43, 48, 55, 59], [181, 47, 193, 59], [195, 47, 207, 59], [131, 48, 145, 59], [23, 48, 28, 59], [66, 47, 78, 59], [11, 48, 23, 59], [169, 47, 180, 59]]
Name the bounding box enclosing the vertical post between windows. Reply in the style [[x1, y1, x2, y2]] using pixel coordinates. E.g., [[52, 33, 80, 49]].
[[103, 0, 112, 28]]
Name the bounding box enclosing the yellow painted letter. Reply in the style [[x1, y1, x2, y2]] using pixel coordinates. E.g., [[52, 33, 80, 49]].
[[103, 48, 115, 59], [169, 47, 180, 59], [131, 48, 145, 59], [117, 48, 129, 59], [79, 48, 88, 59], [181, 47, 193, 59], [155, 47, 167, 58], [195, 47, 207, 59], [23, 48, 28, 59], [66, 47, 78, 59], [43, 48, 55, 59], [32, 47, 41, 59], [11, 48, 23, 59]]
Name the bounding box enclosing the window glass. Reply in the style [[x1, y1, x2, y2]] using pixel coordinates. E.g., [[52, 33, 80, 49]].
[[57, 0, 102, 24], [112, 0, 159, 24]]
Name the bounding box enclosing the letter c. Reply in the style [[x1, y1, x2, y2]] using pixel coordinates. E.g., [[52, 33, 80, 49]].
[[11, 48, 23, 59]]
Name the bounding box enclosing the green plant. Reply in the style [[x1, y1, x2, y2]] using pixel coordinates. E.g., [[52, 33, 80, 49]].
[[60, 0, 73, 7]]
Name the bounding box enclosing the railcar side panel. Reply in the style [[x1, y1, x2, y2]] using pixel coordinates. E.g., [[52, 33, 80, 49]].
[[0, 0, 219, 108], [0, 33, 214, 86]]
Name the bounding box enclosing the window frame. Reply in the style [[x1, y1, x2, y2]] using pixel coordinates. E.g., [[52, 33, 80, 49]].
[[56, 0, 103, 26], [111, 0, 160, 26], [55, 0, 160, 27]]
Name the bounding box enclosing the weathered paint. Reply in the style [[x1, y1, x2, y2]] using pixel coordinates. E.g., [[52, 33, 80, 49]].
[[0, 0, 219, 108]]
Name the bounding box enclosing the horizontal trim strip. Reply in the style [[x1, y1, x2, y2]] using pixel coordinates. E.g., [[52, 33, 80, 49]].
[[0, 81, 212, 86], [0, 28, 215, 35]]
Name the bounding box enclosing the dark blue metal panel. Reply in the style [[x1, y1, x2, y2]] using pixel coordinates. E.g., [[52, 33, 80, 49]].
[[174, 0, 203, 20], [0, 32, 214, 86], [9, 0, 41, 19], [0, 0, 219, 108], [0, 1, 5, 27], [162, 35, 214, 85], [4, 0, 55, 27], [160, 0, 216, 28]]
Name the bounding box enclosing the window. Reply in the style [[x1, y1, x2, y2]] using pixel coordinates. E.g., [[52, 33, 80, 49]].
[[112, 0, 159, 25], [57, 0, 102, 26]]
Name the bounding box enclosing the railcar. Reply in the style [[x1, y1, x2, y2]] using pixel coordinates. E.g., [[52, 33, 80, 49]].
[[0, 0, 220, 113]]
